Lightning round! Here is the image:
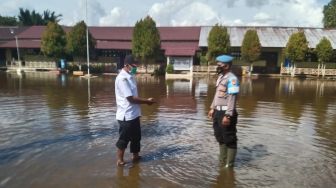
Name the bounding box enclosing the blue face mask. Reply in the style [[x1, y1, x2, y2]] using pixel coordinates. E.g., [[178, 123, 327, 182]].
[[130, 67, 137, 75]]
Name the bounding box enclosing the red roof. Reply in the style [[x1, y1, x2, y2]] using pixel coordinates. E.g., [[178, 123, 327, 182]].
[[96, 41, 131, 49], [17, 26, 46, 39], [165, 48, 196, 56], [161, 41, 199, 56], [89, 27, 133, 40], [0, 39, 41, 48], [161, 41, 199, 49], [158, 27, 201, 40], [0, 26, 28, 40], [0, 26, 202, 56]]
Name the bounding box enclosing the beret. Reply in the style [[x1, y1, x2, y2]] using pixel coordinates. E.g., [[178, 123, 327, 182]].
[[216, 55, 233, 64]]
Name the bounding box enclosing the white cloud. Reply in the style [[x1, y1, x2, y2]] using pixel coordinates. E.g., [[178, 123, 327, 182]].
[[0, 0, 326, 27], [233, 19, 244, 26], [99, 7, 128, 26], [287, 0, 323, 27], [254, 12, 271, 21], [149, 0, 219, 26]]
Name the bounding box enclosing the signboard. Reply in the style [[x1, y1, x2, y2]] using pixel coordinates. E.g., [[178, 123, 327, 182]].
[[171, 57, 192, 70]]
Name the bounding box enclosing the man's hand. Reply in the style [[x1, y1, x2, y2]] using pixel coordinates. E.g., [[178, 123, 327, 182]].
[[221, 116, 230, 127], [146, 98, 156, 105], [208, 109, 214, 119]]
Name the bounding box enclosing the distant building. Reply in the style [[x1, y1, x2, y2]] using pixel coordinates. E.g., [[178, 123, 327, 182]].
[[1, 26, 336, 74]]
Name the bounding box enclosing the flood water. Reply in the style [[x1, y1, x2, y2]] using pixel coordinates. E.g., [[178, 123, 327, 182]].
[[0, 71, 336, 188]]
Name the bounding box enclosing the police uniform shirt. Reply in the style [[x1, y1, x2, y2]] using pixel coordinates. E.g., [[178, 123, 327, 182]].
[[115, 69, 141, 121], [211, 72, 239, 116]]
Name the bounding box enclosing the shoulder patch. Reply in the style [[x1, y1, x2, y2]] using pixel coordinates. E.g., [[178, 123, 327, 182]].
[[227, 78, 239, 94]]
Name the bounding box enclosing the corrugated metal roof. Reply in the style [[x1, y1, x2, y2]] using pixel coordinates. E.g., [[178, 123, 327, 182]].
[[199, 26, 336, 49]]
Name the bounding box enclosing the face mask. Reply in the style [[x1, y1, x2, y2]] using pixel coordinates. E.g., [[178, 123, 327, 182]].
[[216, 66, 223, 74], [130, 67, 137, 75]]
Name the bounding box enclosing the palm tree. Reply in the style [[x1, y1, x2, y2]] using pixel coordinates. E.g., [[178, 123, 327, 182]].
[[18, 8, 62, 25]]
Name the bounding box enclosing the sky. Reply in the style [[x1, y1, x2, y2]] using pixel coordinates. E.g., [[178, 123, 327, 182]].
[[0, 0, 331, 27]]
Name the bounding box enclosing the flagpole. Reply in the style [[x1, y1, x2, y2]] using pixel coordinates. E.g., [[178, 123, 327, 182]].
[[86, 0, 90, 76]]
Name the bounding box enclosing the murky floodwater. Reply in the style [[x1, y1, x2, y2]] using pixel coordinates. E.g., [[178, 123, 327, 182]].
[[0, 71, 335, 188]]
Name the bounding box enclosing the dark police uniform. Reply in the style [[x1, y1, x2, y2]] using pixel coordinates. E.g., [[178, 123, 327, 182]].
[[210, 55, 240, 167]]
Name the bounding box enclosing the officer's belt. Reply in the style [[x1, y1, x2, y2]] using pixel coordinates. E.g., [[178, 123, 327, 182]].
[[216, 106, 228, 111]]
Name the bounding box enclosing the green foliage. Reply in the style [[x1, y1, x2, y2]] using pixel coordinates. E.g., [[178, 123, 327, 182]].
[[0, 15, 18, 26], [285, 31, 308, 63], [323, 0, 336, 28], [166, 64, 174, 73], [24, 54, 55, 62], [41, 21, 66, 60], [206, 24, 230, 64], [241, 29, 261, 63], [66, 21, 96, 59], [234, 60, 266, 66], [315, 37, 333, 63], [200, 55, 208, 66], [67, 63, 80, 72], [132, 16, 161, 63], [153, 65, 166, 76], [18, 8, 62, 26]]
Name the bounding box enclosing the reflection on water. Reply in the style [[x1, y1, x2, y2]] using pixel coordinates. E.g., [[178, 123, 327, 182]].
[[0, 72, 336, 188]]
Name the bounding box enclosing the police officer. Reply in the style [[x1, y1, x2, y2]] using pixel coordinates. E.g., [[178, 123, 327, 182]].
[[208, 54, 239, 168], [115, 54, 156, 166]]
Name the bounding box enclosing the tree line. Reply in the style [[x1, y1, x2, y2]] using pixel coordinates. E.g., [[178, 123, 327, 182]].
[[1, 0, 336, 72], [0, 8, 61, 26], [40, 16, 159, 64]]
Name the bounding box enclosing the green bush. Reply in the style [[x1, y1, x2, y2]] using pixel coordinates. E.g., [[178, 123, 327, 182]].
[[24, 54, 55, 62], [153, 65, 166, 76], [200, 55, 208, 66], [166, 64, 174, 73], [67, 63, 79, 72]]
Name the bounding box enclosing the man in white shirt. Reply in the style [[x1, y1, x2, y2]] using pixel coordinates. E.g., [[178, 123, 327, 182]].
[[115, 54, 155, 166]]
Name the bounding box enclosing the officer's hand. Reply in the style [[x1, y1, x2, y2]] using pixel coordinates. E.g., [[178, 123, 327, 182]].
[[208, 109, 214, 119], [221, 116, 230, 127], [146, 98, 156, 105]]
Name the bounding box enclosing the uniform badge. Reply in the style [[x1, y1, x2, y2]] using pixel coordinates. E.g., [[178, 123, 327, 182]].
[[227, 78, 239, 94]]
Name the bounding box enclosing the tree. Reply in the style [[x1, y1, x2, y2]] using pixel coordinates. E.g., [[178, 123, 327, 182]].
[[42, 10, 62, 24], [132, 16, 160, 67], [315, 37, 333, 77], [241, 29, 261, 75], [285, 31, 308, 77], [66, 21, 96, 61], [323, 0, 336, 28], [0, 15, 18, 26], [41, 21, 66, 60], [315, 37, 333, 63], [206, 24, 230, 64], [18, 8, 62, 25]]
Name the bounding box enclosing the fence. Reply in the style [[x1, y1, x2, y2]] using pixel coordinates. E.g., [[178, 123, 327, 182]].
[[281, 67, 336, 76]]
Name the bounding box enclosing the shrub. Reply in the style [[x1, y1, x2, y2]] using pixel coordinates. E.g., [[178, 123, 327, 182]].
[[166, 64, 174, 73]]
